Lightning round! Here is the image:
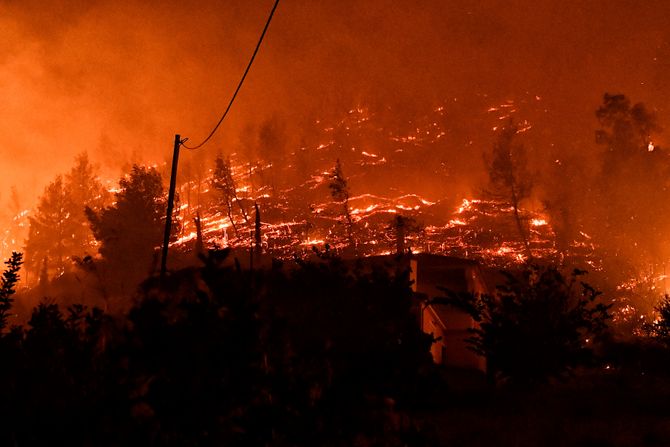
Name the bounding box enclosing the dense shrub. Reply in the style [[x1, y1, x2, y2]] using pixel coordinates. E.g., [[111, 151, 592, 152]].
[[441, 266, 611, 385]]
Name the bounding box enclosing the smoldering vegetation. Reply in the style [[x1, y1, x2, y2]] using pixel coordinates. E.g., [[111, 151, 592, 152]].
[[3, 2, 670, 444]]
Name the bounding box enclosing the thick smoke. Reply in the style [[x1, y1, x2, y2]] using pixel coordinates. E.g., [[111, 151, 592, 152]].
[[1, 0, 669, 219]]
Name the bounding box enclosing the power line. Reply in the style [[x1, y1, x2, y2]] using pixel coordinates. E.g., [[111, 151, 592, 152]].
[[181, 0, 280, 151]]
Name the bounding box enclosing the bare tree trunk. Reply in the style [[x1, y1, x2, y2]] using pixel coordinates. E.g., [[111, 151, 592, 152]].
[[511, 191, 532, 259], [225, 200, 238, 236], [343, 199, 355, 249], [254, 202, 262, 257], [194, 212, 204, 256], [235, 197, 251, 226]]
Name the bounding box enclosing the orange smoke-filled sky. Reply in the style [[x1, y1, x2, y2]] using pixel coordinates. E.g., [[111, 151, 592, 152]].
[[1, 0, 670, 204]]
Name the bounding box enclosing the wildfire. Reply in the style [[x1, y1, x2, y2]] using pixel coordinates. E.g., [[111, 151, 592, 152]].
[[168, 144, 562, 269], [3, 102, 607, 279]]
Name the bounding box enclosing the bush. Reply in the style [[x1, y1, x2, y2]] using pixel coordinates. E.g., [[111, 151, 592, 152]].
[[441, 266, 611, 385]]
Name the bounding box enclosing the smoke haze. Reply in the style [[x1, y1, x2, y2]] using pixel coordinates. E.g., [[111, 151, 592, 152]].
[[1, 0, 669, 202]]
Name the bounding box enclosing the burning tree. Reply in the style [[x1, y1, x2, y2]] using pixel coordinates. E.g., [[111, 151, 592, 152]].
[[65, 153, 109, 249], [25, 154, 108, 282], [484, 120, 533, 258], [328, 159, 354, 248], [212, 155, 249, 236], [25, 176, 76, 279]]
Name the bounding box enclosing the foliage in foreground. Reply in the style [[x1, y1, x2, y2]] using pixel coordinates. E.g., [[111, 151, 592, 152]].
[[441, 266, 612, 385], [0, 250, 436, 446], [646, 294, 670, 342]]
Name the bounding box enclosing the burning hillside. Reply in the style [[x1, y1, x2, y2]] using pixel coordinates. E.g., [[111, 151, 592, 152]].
[[169, 104, 585, 269], [8, 96, 670, 331]]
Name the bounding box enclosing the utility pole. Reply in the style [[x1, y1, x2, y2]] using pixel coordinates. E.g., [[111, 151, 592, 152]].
[[161, 134, 181, 280]]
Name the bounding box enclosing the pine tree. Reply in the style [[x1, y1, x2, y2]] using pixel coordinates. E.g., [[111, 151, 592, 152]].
[[38, 256, 49, 292], [329, 159, 354, 248], [0, 252, 22, 331], [389, 215, 422, 255], [24, 153, 108, 281], [254, 202, 262, 257], [485, 120, 533, 258], [65, 152, 109, 255], [25, 176, 77, 278], [194, 212, 205, 257], [212, 156, 249, 236], [593, 93, 669, 269], [86, 165, 168, 284]]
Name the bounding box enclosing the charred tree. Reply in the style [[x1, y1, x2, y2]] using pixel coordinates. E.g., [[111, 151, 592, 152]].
[[389, 215, 422, 255], [329, 159, 354, 249], [485, 120, 533, 259], [212, 156, 250, 236], [194, 212, 205, 257], [254, 202, 262, 257]]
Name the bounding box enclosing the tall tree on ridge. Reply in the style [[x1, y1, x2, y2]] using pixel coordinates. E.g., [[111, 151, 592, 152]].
[[484, 119, 533, 259], [86, 165, 169, 290], [25, 176, 77, 279], [329, 159, 354, 249], [25, 153, 108, 282], [593, 93, 670, 273], [212, 155, 249, 237]]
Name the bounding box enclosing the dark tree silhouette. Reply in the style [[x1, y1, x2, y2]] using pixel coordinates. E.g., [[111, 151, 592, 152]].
[[193, 212, 205, 257], [540, 151, 590, 260], [329, 159, 354, 248], [254, 202, 262, 256], [0, 252, 22, 331], [592, 93, 670, 274], [442, 266, 611, 385], [389, 215, 422, 255], [0, 248, 437, 445], [596, 93, 660, 161], [86, 165, 169, 291], [646, 295, 670, 342], [485, 120, 533, 258], [212, 155, 249, 236]]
